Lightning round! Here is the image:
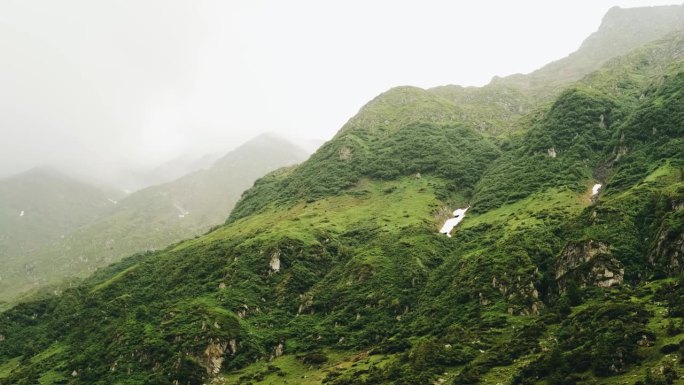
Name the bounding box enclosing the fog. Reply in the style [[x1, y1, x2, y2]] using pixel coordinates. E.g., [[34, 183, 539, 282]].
[[0, 0, 678, 189]]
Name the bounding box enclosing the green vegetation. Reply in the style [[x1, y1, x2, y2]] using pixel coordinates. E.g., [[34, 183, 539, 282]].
[[2, 7, 684, 385], [471, 86, 623, 212], [0, 168, 120, 304], [0, 135, 307, 305], [228, 122, 499, 221]]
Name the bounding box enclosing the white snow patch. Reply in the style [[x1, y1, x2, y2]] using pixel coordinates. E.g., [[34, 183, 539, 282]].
[[107, 198, 118, 205], [592, 183, 602, 197], [439, 207, 469, 237], [173, 203, 190, 218], [19, 210, 24, 217]]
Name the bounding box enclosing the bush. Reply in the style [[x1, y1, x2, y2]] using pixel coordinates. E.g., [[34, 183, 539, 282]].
[[297, 351, 328, 365]]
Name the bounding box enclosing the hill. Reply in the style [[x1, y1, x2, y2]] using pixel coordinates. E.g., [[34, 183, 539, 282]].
[[492, 4, 684, 90], [0, 135, 308, 305], [1, 5, 683, 385], [0, 168, 118, 293]]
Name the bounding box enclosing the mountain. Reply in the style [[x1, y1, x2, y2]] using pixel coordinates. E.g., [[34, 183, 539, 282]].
[[0, 168, 118, 288], [492, 4, 684, 90], [0, 134, 308, 305], [116, 151, 223, 193], [1, 5, 684, 385], [434, 4, 684, 136]]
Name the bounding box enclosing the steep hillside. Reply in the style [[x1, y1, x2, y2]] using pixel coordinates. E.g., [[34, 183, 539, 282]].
[[431, 4, 684, 137], [229, 105, 499, 221], [1, 6, 684, 385], [0, 135, 307, 305], [493, 4, 684, 90], [473, 32, 684, 213]]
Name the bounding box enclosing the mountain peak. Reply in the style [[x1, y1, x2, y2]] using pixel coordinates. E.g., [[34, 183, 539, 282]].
[[210, 134, 307, 169], [491, 4, 684, 89], [580, 4, 684, 56], [336, 85, 461, 138]]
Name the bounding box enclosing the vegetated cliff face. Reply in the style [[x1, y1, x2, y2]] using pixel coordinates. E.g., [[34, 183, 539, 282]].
[[1, 6, 684, 385]]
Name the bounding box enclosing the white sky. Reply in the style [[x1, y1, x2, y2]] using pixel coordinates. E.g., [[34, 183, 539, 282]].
[[0, 0, 679, 185]]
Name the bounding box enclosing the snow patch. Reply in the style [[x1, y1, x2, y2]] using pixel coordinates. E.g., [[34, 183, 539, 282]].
[[19, 210, 24, 217], [174, 203, 190, 218], [107, 198, 118, 205], [439, 207, 469, 237], [592, 183, 602, 197]]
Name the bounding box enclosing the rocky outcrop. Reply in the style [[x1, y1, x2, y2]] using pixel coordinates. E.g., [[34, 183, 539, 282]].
[[201, 339, 237, 376], [556, 240, 624, 290], [202, 341, 227, 376], [274, 343, 284, 358], [269, 250, 281, 273], [592, 265, 624, 288], [489, 273, 543, 316], [556, 240, 610, 277], [648, 214, 684, 275], [297, 293, 314, 315], [237, 304, 248, 319], [338, 146, 352, 160]]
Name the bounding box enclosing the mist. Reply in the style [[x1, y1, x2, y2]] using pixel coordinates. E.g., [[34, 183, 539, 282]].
[[0, 0, 678, 189]]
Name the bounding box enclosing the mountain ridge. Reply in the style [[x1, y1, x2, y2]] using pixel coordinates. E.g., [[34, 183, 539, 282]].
[[1, 5, 683, 385], [491, 4, 684, 89], [0, 167, 118, 259], [0, 134, 308, 305]]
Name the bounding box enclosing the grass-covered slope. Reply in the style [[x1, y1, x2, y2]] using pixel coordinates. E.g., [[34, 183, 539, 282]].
[[229, 117, 500, 222], [0, 168, 120, 302], [472, 33, 684, 213], [2, 8, 684, 385], [0, 176, 450, 384], [493, 4, 684, 90], [0, 135, 307, 306], [0, 168, 118, 256], [0, 62, 682, 385]]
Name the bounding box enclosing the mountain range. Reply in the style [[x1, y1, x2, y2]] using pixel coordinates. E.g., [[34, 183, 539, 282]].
[[1, 5, 684, 385], [0, 134, 307, 306]]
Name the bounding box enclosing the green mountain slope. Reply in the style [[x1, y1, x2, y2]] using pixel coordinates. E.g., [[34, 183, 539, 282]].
[[1, 6, 684, 385], [493, 4, 684, 90], [229, 109, 499, 221], [0, 168, 118, 293], [0, 135, 307, 305], [0, 168, 119, 253]]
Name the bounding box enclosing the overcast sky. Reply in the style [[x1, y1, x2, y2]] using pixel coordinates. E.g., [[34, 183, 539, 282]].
[[0, 0, 679, 186]]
